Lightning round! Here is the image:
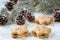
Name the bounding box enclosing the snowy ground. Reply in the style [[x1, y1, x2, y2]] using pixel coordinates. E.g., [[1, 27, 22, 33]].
[[0, 0, 9, 10]]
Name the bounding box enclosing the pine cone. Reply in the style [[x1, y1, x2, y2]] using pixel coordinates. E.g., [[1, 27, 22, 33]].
[[27, 15, 35, 22], [54, 12, 60, 22], [26, 12, 35, 22], [19, 9, 27, 17], [5, 2, 14, 11], [0, 15, 8, 25], [16, 15, 25, 25], [16, 9, 35, 25]]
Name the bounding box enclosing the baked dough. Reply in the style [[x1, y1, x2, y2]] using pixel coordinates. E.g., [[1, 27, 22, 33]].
[[11, 25, 29, 38], [35, 15, 53, 25], [32, 25, 51, 38]]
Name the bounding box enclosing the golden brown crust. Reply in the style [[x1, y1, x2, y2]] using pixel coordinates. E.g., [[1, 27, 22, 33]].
[[31, 25, 51, 38], [11, 25, 29, 38], [35, 15, 53, 25]]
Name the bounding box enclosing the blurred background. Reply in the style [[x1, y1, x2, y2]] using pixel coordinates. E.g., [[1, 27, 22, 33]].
[[0, 0, 60, 13]]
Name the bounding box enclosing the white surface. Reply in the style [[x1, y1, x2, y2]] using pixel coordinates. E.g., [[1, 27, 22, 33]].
[[0, 0, 9, 10], [0, 0, 60, 40]]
